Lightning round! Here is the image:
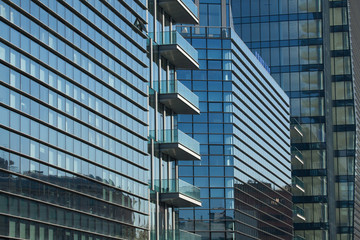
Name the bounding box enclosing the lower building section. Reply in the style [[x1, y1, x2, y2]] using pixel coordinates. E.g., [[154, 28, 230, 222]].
[[0, 160, 149, 239]]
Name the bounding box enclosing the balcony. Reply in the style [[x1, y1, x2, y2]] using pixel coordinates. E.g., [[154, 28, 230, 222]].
[[159, 0, 199, 25], [177, 230, 201, 240], [292, 176, 305, 193], [291, 118, 303, 137], [293, 205, 306, 221], [293, 236, 305, 240], [152, 229, 201, 240], [154, 179, 201, 207], [150, 31, 199, 69], [155, 80, 200, 114], [149, 129, 200, 160], [291, 147, 304, 165]]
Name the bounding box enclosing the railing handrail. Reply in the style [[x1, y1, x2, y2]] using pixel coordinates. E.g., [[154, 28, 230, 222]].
[[153, 178, 201, 201], [149, 129, 200, 154], [292, 176, 304, 189], [148, 31, 198, 62], [293, 205, 305, 216], [150, 229, 201, 240], [152, 80, 199, 109], [291, 146, 303, 158], [293, 236, 305, 240]]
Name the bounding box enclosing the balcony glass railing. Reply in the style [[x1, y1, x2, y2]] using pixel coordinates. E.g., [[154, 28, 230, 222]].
[[293, 205, 305, 217], [291, 118, 303, 136], [178, 229, 201, 240], [149, 129, 200, 155], [154, 80, 199, 109], [149, 31, 198, 62], [291, 146, 304, 164], [152, 229, 201, 240], [293, 236, 305, 240], [154, 179, 200, 202], [292, 176, 305, 191]]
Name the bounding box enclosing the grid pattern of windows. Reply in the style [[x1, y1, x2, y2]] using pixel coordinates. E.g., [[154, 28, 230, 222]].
[[177, 26, 292, 240], [348, 0, 360, 239], [0, 1, 149, 239], [147, 1, 202, 239], [232, 0, 356, 239]]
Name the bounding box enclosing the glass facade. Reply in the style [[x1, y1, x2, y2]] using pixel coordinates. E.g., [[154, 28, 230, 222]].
[[147, 1, 202, 240], [348, 0, 360, 239], [232, 0, 357, 239], [176, 25, 293, 239], [0, 0, 205, 239], [0, 0, 149, 239]]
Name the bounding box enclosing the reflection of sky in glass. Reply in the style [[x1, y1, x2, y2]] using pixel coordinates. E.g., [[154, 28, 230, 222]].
[[178, 25, 293, 240]]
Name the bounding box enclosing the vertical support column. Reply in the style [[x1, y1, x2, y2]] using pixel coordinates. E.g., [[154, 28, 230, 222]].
[[154, 0, 157, 42], [153, 2, 159, 235], [150, 40, 154, 89], [221, 0, 227, 27], [156, 192, 160, 240], [159, 147, 163, 240], [195, 0, 200, 15], [322, 0, 336, 239], [149, 137, 154, 239], [155, 91, 159, 240]]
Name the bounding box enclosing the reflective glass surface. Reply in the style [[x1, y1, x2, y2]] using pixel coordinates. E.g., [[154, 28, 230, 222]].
[[0, 0, 149, 239], [177, 25, 293, 240], [232, 0, 357, 239]]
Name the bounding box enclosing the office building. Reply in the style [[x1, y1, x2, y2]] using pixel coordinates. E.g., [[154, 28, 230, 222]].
[[176, 23, 295, 239], [348, 0, 360, 239], [232, 0, 358, 239], [0, 0, 202, 239], [0, 0, 149, 239]]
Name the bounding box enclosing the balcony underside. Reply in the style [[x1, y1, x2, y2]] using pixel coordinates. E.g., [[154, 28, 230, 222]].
[[159, 45, 199, 69], [159, 0, 199, 25], [159, 93, 200, 114], [159, 142, 201, 160], [160, 192, 202, 207]]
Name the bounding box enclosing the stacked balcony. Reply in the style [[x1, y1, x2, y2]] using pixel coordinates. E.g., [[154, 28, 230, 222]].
[[159, 0, 199, 24], [293, 205, 306, 221], [155, 80, 200, 115], [291, 118, 303, 137], [292, 176, 305, 193], [150, 31, 199, 69], [291, 146, 304, 165], [154, 179, 201, 207], [149, 129, 201, 160], [148, 5, 201, 237]]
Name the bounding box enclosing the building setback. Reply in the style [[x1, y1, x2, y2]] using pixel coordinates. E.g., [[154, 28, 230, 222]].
[[176, 25, 294, 239], [232, 0, 358, 239]]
